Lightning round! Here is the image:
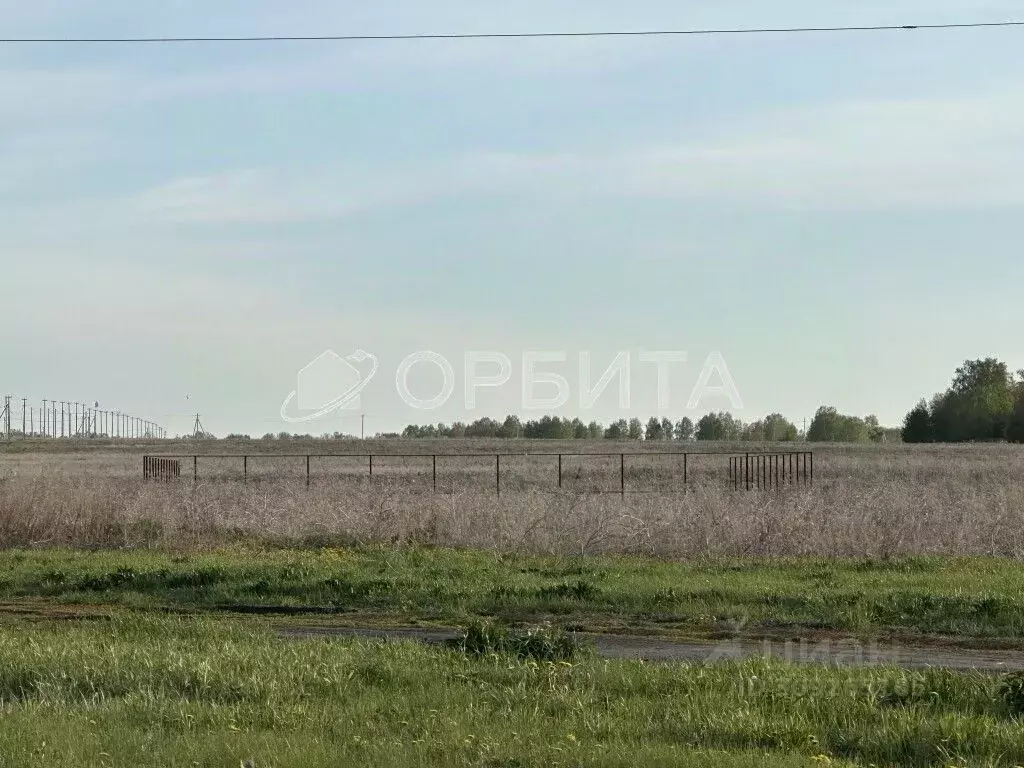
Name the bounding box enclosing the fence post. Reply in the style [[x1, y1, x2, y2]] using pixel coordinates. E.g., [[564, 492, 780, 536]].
[[745, 453, 750, 491], [369, 454, 374, 478], [558, 454, 563, 490], [243, 456, 248, 483], [496, 454, 500, 498], [684, 453, 688, 490], [433, 455, 437, 492], [306, 455, 311, 488], [620, 454, 625, 498], [810, 452, 814, 486], [193, 456, 198, 482]]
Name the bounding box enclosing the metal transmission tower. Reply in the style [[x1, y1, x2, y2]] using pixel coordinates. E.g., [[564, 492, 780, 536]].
[[192, 414, 207, 439]]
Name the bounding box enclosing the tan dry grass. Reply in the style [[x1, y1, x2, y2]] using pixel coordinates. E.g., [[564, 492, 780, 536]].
[[1, 442, 1023, 557]]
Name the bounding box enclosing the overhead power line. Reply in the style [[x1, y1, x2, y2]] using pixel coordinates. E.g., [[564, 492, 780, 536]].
[[2, 20, 1024, 44]]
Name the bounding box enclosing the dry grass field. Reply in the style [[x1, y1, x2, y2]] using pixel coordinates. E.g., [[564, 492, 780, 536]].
[[4, 440, 1024, 767], [1, 439, 1022, 558]]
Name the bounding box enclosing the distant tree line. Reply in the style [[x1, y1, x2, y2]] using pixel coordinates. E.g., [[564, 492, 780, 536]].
[[398, 408, 901, 444], [902, 358, 1024, 443], [806, 408, 900, 444], [207, 409, 903, 445], [245, 432, 359, 441], [398, 413, 809, 442]]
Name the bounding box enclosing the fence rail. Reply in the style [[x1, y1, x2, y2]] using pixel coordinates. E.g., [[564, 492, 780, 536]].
[[143, 457, 182, 481], [728, 452, 813, 491], [143, 451, 814, 495]]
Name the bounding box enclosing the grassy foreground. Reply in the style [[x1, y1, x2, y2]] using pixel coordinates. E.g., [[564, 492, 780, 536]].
[[4, 547, 1024, 640], [2, 615, 1024, 768]]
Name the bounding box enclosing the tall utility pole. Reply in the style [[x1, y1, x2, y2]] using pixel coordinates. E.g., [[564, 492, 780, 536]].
[[21, 398, 27, 436], [361, 414, 366, 440], [2, 396, 10, 440]]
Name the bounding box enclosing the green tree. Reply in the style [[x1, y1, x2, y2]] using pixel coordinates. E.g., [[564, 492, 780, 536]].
[[500, 415, 523, 439], [605, 419, 628, 440], [745, 413, 798, 442], [628, 418, 644, 441], [864, 415, 890, 443], [661, 417, 674, 440], [806, 407, 871, 443], [696, 412, 743, 441], [645, 417, 664, 441], [466, 418, 500, 438], [674, 417, 695, 442], [902, 401, 933, 443], [946, 358, 1015, 441], [587, 421, 604, 440], [918, 359, 1018, 443], [1009, 396, 1024, 444]]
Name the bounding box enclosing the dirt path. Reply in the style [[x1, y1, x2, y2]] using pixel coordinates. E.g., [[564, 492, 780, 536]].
[[280, 626, 1024, 672]]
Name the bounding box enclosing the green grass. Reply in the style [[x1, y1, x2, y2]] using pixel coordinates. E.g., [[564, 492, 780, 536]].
[[4, 548, 1024, 640], [2, 615, 1024, 768]]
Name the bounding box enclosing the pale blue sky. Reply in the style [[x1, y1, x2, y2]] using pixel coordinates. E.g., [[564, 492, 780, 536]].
[[2, 1, 1022, 436]]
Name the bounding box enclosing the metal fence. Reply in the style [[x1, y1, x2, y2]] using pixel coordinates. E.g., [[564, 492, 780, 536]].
[[728, 452, 813, 491], [143, 457, 182, 481], [143, 451, 815, 494]]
